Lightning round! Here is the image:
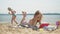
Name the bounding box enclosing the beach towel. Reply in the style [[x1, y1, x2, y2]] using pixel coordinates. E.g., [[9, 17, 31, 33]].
[[39, 23, 49, 28], [43, 25, 57, 31]]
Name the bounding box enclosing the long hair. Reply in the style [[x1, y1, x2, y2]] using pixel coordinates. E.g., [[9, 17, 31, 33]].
[[34, 10, 41, 17], [34, 10, 42, 22]]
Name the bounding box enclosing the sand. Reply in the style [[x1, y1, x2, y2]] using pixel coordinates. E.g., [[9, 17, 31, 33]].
[[0, 23, 60, 34]]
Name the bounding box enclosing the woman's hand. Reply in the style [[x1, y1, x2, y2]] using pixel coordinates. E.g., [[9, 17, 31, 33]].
[[14, 11, 16, 13]]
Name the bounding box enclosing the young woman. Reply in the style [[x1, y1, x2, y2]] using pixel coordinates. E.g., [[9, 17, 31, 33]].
[[34, 10, 42, 24], [8, 7, 18, 25], [28, 10, 42, 30], [18, 11, 28, 27]]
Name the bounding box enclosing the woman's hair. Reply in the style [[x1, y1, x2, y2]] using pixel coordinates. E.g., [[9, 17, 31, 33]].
[[8, 7, 12, 11], [34, 10, 41, 17]]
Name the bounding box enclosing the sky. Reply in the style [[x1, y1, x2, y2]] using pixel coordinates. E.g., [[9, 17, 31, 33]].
[[0, 0, 60, 14]]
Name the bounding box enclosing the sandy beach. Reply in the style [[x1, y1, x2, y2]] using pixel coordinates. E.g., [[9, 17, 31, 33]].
[[0, 23, 60, 34]]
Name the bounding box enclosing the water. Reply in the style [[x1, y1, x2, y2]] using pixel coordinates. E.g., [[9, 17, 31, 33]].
[[0, 14, 60, 24]]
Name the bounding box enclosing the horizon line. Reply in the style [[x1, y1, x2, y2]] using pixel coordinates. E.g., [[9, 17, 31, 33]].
[[0, 13, 60, 15]]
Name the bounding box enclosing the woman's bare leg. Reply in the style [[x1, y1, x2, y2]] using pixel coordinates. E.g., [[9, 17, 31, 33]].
[[11, 17, 14, 25], [13, 16, 18, 24], [14, 20, 18, 24], [11, 20, 13, 24]]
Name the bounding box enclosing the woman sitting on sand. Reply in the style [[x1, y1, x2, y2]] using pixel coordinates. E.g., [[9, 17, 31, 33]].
[[28, 10, 42, 30], [8, 7, 18, 26], [18, 11, 28, 27]]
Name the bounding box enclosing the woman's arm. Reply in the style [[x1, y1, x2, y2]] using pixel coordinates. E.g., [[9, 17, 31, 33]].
[[39, 14, 42, 24], [8, 12, 12, 15], [14, 11, 16, 13]]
